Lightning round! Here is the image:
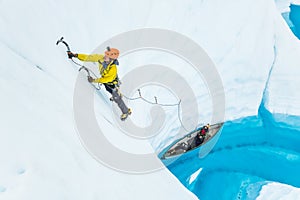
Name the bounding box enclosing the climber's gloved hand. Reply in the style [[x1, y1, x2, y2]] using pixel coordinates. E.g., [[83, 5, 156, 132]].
[[87, 76, 94, 83], [67, 51, 78, 59]]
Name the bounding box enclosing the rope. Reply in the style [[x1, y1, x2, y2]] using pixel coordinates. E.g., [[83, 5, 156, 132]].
[[71, 58, 197, 133], [66, 53, 195, 133], [72, 58, 198, 133], [122, 89, 197, 133]]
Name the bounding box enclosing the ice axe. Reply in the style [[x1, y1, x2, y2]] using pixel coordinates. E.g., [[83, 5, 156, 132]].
[[56, 37, 71, 52], [56, 36, 101, 90], [56, 36, 77, 59], [79, 66, 91, 77], [56, 36, 83, 69], [56, 36, 86, 67]]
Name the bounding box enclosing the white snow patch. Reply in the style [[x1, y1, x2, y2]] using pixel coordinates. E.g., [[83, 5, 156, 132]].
[[258, 182, 300, 200]]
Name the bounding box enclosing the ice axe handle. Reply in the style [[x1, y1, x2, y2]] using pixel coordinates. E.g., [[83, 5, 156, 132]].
[[79, 66, 91, 77], [56, 37, 71, 52]]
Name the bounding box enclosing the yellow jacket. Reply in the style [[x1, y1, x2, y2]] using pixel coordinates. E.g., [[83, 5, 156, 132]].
[[77, 54, 118, 84]]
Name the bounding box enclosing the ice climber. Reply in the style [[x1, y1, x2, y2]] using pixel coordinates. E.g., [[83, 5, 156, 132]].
[[67, 47, 132, 121]]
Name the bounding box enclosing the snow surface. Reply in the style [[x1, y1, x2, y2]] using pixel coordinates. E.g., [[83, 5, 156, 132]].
[[275, 0, 300, 13], [258, 183, 300, 200], [0, 0, 300, 199]]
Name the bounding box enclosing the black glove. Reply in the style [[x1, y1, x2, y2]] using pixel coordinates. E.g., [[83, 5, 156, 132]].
[[67, 51, 78, 59], [87, 76, 94, 83]]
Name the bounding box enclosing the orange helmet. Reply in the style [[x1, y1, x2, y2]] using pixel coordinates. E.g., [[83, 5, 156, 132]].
[[105, 47, 119, 59]]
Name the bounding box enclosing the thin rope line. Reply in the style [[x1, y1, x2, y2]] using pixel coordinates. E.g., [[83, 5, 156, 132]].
[[71, 58, 198, 133], [123, 89, 196, 133]]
